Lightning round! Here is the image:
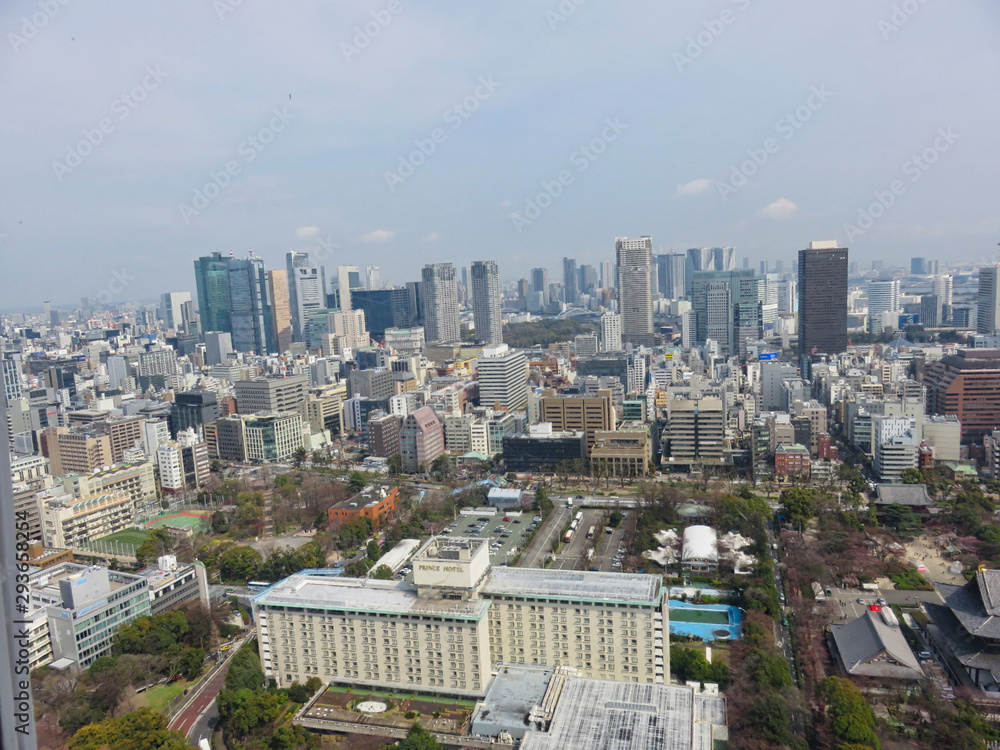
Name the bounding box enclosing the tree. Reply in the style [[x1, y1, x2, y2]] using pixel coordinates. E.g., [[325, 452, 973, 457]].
[[292, 446, 308, 468], [366, 539, 381, 562], [780, 487, 814, 530], [877, 503, 922, 539], [69, 708, 189, 750], [218, 545, 263, 581], [134, 528, 173, 566], [398, 722, 443, 750], [372, 564, 394, 579], [211, 509, 230, 534], [899, 467, 924, 484], [175, 647, 206, 680]]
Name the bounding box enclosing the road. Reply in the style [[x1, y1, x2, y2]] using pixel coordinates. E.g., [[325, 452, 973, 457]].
[[519, 505, 569, 569], [169, 633, 253, 741]]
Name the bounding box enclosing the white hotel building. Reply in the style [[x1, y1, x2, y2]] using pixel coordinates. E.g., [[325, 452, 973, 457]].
[[253, 537, 668, 697]]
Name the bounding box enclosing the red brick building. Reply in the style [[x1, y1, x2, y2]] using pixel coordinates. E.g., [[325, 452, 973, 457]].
[[327, 485, 399, 530], [775, 443, 811, 480]]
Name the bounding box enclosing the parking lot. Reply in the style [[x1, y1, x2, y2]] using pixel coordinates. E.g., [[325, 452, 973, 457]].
[[439, 510, 539, 567], [547, 509, 630, 572]]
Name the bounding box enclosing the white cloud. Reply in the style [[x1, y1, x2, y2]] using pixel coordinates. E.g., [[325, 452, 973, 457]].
[[676, 178, 712, 196], [295, 226, 320, 241], [756, 198, 799, 220], [420, 232, 441, 244], [360, 229, 395, 243]]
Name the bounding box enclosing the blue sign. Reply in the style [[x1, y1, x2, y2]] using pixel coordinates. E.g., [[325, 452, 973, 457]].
[[759, 352, 778, 361]]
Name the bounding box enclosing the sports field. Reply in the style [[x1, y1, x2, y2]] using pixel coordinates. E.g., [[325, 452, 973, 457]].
[[146, 510, 212, 533], [93, 528, 149, 554]]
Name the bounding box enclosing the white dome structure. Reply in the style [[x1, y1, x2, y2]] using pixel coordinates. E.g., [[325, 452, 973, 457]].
[[681, 525, 718, 572]]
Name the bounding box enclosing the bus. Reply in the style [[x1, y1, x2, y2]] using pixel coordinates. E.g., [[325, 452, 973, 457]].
[[247, 581, 271, 592], [563, 528, 573, 544], [586, 526, 595, 540]]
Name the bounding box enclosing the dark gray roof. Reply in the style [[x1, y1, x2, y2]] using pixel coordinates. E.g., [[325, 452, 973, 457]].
[[940, 572, 1000, 640], [875, 484, 934, 506], [830, 610, 923, 679]]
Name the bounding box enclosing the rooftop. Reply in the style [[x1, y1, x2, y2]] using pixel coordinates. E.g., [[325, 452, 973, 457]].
[[875, 484, 934, 506], [830, 609, 923, 680], [482, 567, 661, 606], [520, 677, 726, 750], [471, 664, 555, 739], [254, 574, 491, 621]]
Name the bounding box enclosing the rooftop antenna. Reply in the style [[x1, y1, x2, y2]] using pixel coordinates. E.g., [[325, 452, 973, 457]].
[[249, 247, 254, 257]]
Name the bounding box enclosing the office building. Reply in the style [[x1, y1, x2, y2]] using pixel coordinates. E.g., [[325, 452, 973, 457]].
[[206, 411, 304, 462], [600, 313, 621, 352], [384, 327, 425, 356], [690, 269, 761, 357], [665, 398, 725, 464], [400, 406, 444, 472], [193, 252, 232, 335], [685, 247, 735, 294], [615, 236, 655, 346], [235, 375, 308, 415], [933, 274, 954, 307], [539, 389, 615, 454], [29, 563, 150, 672], [924, 349, 1000, 444], [140, 555, 210, 615], [910, 257, 926, 275], [563, 257, 578, 305], [204, 331, 234, 366], [348, 368, 393, 401], [254, 537, 667, 695], [366, 265, 381, 290], [978, 266, 1000, 335], [921, 294, 942, 328], [158, 292, 191, 331], [872, 416, 920, 482], [267, 269, 293, 353], [656, 253, 686, 300], [868, 279, 900, 333], [471, 260, 502, 346], [335, 265, 362, 311], [477, 345, 528, 411], [422, 263, 460, 343], [169, 389, 220, 437], [798, 241, 848, 359], [368, 413, 402, 458], [286, 251, 327, 342], [138, 349, 178, 378], [530, 268, 548, 305], [228, 256, 275, 354], [503, 424, 587, 472], [351, 288, 415, 338]]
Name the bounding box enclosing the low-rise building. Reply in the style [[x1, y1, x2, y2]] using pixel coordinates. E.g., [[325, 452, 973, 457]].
[[327, 485, 399, 530], [503, 424, 587, 473], [139, 555, 210, 614], [775, 443, 811, 480], [40, 487, 135, 548], [829, 607, 923, 681]]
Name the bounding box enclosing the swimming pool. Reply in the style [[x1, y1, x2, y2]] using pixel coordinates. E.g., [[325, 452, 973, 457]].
[[668, 601, 742, 641]]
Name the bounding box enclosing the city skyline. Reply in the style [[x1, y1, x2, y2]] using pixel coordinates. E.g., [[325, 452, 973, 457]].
[[2, 2, 999, 309]]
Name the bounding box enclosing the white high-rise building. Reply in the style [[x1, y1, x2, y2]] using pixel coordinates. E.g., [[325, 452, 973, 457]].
[[933, 274, 953, 307], [336, 265, 361, 311], [977, 266, 1000, 335], [286, 251, 327, 342], [159, 292, 192, 331], [156, 443, 185, 492], [615, 236, 654, 346], [142, 419, 170, 455], [366, 265, 381, 290], [422, 263, 460, 343], [777, 278, 797, 315], [868, 279, 900, 333], [477, 344, 528, 411], [471, 260, 502, 346], [107, 356, 128, 389], [600, 312, 622, 352]]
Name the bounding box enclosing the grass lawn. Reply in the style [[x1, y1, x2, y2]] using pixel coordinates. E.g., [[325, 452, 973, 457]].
[[94, 528, 149, 551], [139, 680, 191, 713], [324, 685, 477, 708]]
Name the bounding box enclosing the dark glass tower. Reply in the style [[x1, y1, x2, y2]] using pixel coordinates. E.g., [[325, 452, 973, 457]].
[[797, 242, 848, 360], [193, 252, 233, 335]]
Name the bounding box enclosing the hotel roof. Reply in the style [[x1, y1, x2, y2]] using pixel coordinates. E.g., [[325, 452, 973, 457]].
[[255, 573, 491, 621], [482, 567, 661, 606]]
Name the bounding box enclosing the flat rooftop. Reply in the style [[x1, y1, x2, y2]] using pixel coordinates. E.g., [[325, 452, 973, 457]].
[[482, 568, 662, 606], [255, 574, 491, 621], [520, 678, 727, 750], [472, 664, 554, 739]]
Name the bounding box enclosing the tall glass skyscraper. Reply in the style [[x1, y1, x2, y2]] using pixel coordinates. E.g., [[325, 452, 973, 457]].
[[615, 236, 654, 346], [193, 252, 233, 334], [228, 256, 275, 354], [422, 263, 460, 343], [798, 241, 848, 360], [471, 259, 502, 346]]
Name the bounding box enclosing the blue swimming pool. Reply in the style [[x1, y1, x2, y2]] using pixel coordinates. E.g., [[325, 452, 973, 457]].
[[668, 601, 742, 641]]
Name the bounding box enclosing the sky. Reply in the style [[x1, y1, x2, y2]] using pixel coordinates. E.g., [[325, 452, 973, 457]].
[[1, 0, 999, 310]]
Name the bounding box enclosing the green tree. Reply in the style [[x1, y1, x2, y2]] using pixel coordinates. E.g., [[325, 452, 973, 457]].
[[780, 487, 815, 530], [372, 564, 394, 579], [218, 545, 263, 581], [70, 708, 189, 750], [292, 446, 308, 468], [134, 528, 173, 566], [899, 467, 924, 484], [347, 471, 369, 493], [211, 509, 230, 534], [398, 722, 443, 750], [175, 647, 206, 680], [877, 503, 922, 539], [366, 539, 381, 562]]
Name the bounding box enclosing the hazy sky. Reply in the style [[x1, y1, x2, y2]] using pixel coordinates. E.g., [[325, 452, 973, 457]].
[[2, 0, 998, 309]]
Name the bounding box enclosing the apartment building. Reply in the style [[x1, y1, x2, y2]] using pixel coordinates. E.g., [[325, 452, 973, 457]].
[[253, 537, 668, 696], [40, 487, 135, 548]]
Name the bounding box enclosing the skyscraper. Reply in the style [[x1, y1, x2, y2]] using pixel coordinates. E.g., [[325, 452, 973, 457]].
[[530, 267, 548, 305], [910, 257, 926, 275], [228, 256, 275, 354], [471, 260, 502, 346], [599, 260, 615, 290], [159, 292, 191, 331], [685, 247, 735, 295], [286, 251, 327, 342], [422, 263, 460, 343], [600, 312, 622, 352], [579, 264, 598, 296], [267, 269, 292, 353], [798, 241, 848, 359], [868, 279, 900, 333], [563, 257, 578, 305], [977, 265, 1000, 335], [193, 252, 233, 335], [690, 269, 761, 357], [615, 236, 655, 346], [366, 265, 381, 290], [336, 265, 361, 311], [655, 253, 686, 300]]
